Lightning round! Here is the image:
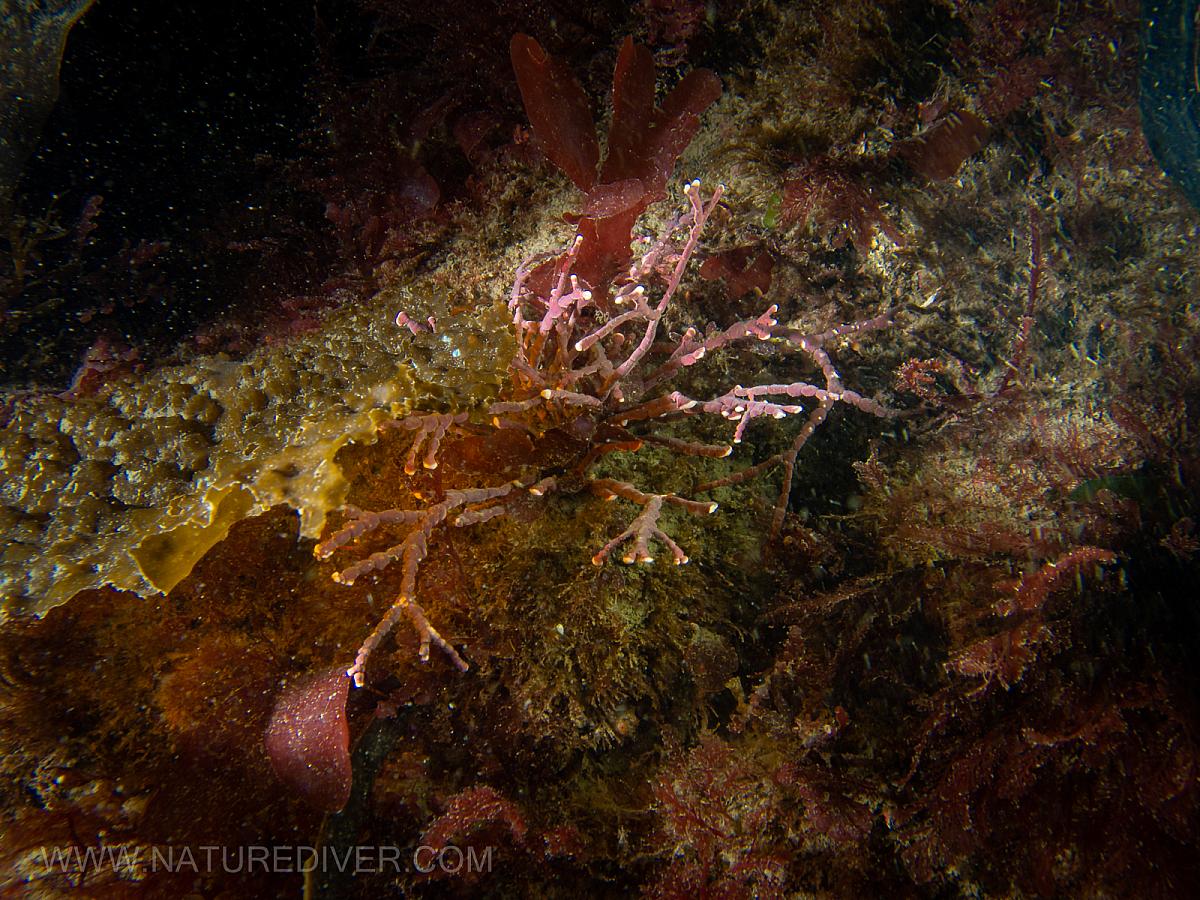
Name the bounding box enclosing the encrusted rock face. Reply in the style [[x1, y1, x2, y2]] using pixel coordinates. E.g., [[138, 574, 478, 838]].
[[0, 0, 96, 221], [0, 279, 514, 618]]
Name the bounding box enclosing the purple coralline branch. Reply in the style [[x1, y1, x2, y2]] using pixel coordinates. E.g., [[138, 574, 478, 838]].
[[506, 180, 723, 402], [322, 180, 894, 686], [575, 433, 645, 472], [638, 433, 732, 458], [385, 412, 469, 475], [348, 595, 467, 688], [483, 388, 602, 430], [637, 302, 776, 391], [325, 484, 516, 589], [573, 286, 652, 353], [671, 388, 805, 444], [313, 505, 425, 562], [396, 310, 437, 334], [538, 235, 592, 334], [607, 181, 723, 386], [692, 310, 896, 535], [590, 478, 717, 565], [609, 393, 684, 425], [486, 396, 544, 418], [671, 380, 891, 444], [323, 484, 516, 686], [674, 303, 779, 367], [539, 387, 603, 408]]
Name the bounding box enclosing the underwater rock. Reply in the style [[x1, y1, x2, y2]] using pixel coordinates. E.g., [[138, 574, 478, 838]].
[[0, 0, 95, 225], [1140, 0, 1200, 210]]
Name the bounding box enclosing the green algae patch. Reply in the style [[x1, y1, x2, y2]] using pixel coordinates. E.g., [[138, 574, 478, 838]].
[[0, 284, 514, 619], [131, 484, 257, 595]]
